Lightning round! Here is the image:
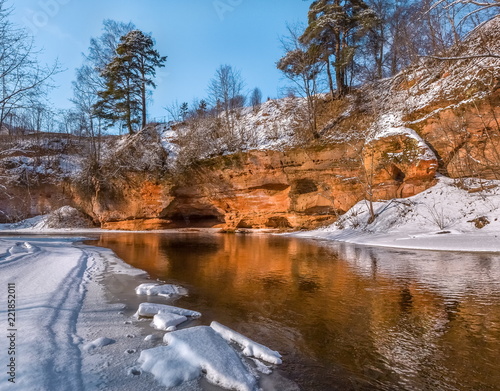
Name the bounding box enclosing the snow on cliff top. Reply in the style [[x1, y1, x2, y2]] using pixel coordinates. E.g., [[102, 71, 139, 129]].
[[363, 15, 500, 140]]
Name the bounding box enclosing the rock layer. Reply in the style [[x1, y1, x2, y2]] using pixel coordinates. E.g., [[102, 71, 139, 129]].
[[83, 131, 437, 230]]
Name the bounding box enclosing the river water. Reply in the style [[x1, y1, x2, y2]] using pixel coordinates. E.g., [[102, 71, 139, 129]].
[[90, 232, 500, 391]]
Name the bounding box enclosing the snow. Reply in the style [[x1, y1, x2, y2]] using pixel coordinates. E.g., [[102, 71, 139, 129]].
[[83, 337, 116, 352], [7, 241, 38, 254], [134, 303, 201, 318], [166, 97, 303, 157], [211, 321, 282, 365], [138, 321, 284, 389], [293, 176, 500, 252], [0, 238, 92, 390], [135, 282, 188, 298], [0, 135, 86, 185], [0, 206, 95, 231], [0, 237, 201, 390], [367, 116, 436, 161], [249, 358, 272, 375], [139, 326, 257, 391]]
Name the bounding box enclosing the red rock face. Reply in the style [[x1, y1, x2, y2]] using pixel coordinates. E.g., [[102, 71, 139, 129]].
[[0, 183, 73, 223], [130, 137, 437, 230], [415, 94, 500, 179], [0, 133, 438, 229], [70, 176, 175, 227], [94, 96, 490, 230], [362, 133, 438, 201]]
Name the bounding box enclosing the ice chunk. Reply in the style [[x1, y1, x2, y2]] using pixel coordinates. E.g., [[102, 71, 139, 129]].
[[211, 321, 282, 365], [250, 358, 272, 374], [8, 242, 38, 255], [139, 326, 257, 391], [83, 337, 116, 352], [135, 283, 187, 298], [135, 303, 201, 318], [144, 334, 162, 342], [151, 312, 188, 331]]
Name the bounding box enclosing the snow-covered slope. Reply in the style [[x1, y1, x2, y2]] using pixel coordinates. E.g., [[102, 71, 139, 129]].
[[0, 206, 95, 231], [294, 176, 500, 252]]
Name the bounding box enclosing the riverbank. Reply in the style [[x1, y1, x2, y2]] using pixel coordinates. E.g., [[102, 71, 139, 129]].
[[0, 237, 171, 390], [291, 176, 500, 252], [2, 175, 499, 254]]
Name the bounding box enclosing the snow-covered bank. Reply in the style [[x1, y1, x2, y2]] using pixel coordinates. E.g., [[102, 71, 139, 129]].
[[0, 206, 96, 233], [0, 237, 158, 391], [0, 237, 284, 391], [293, 176, 500, 252]]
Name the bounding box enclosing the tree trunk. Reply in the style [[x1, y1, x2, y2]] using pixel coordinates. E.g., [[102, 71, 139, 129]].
[[326, 59, 335, 97], [377, 25, 384, 79], [336, 67, 345, 97], [141, 80, 147, 129], [126, 77, 134, 135], [141, 61, 147, 129], [335, 40, 345, 97]]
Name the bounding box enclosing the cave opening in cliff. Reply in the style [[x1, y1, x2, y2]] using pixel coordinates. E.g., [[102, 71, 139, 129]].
[[167, 213, 224, 228], [391, 165, 406, 182]]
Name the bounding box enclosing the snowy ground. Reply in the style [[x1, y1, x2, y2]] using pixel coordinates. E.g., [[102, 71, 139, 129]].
[[293, 176, 500, 252], [0, 237, 283, 391]]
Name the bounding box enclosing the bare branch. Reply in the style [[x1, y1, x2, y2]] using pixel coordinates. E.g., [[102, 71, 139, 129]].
[[423, 53, 500, 59]]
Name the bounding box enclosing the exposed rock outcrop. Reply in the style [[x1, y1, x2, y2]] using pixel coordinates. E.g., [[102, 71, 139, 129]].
[[84, 131, 437, 230]]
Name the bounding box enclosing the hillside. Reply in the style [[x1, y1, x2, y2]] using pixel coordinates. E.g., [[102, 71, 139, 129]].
[[0, 17, 499, 231]]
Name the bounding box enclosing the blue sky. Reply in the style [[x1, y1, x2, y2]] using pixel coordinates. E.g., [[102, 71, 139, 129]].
[[10, 0, 310, 119]]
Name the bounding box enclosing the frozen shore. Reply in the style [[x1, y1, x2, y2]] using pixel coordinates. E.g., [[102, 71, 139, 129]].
[[0, 237, 284, 391], [0, 237, 163, 391]]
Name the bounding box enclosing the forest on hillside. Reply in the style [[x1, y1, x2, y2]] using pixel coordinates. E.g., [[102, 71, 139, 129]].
[[1, 0, 497, 139]]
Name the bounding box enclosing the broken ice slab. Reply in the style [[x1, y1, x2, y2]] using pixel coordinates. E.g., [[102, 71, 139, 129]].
[[210, 321, 282, 364], [151, 312, 188, 331], [134, 302, 201, 318], [135, 283, 188, 298], [139, 326, 257, 391]]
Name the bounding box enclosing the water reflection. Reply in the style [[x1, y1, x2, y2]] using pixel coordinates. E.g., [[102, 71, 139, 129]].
[[91, 233, 500, 391]]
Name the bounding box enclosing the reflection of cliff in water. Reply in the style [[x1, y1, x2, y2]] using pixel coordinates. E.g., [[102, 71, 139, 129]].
[[93, 233, 500, 391]]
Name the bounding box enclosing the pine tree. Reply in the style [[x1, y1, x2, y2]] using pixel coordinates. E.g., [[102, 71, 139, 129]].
[[301, 0, 378, 97], [196, 99, 208, 118], [94, 30, 167, 134], [180, 102, 189, 121]]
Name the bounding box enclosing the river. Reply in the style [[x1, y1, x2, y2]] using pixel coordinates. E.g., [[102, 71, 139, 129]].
[[89, 232, 500, 391]]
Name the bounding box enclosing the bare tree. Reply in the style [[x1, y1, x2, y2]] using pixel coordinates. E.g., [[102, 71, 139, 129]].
[[431, 0, 499, 26], [87, 19, 137, 75], [164, 100, 184, 123], [277, 24, 324, 139], [250, 87, 262, 112], [0, 0, 59, 132], [207, 64, 246, 147]]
